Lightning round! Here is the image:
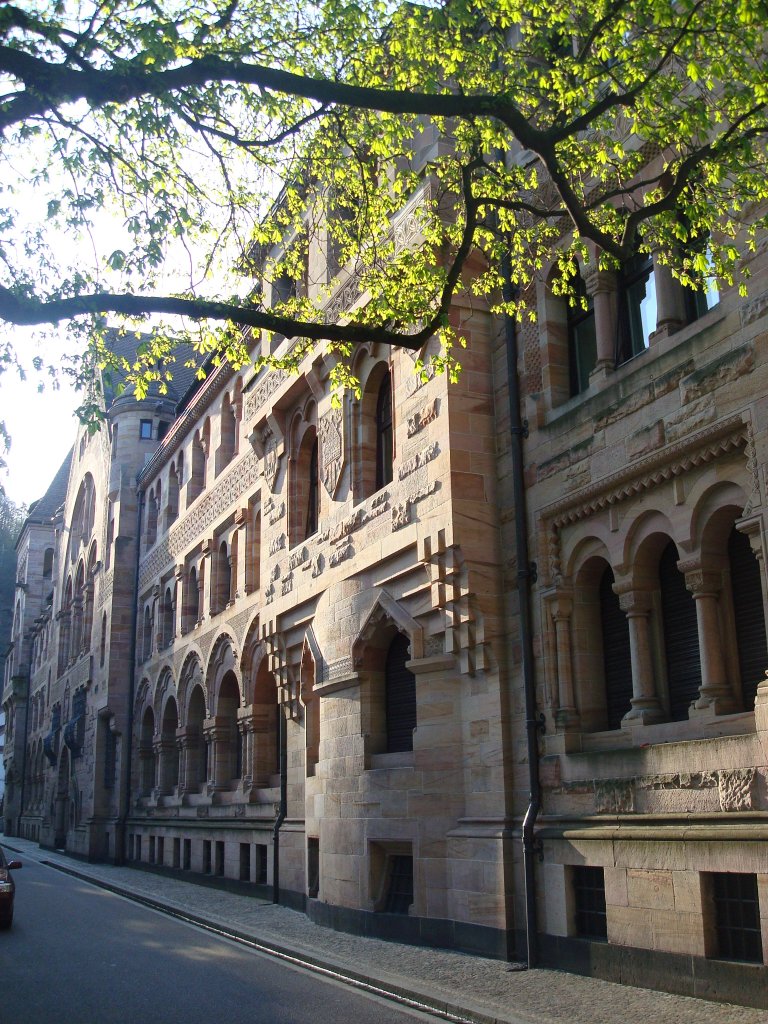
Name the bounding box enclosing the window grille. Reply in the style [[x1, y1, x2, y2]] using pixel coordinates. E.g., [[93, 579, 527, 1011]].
[[572, 865, 608, 939], [255, 844, 268, 885], [307, 838, 320, 899], [710, 873, 763, 963]]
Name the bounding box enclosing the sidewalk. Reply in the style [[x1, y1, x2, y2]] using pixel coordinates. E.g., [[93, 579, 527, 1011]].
[[2, 836, 763, 1024]]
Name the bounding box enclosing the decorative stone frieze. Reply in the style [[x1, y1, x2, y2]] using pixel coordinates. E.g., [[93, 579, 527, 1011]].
[[243, 370, 288, 421], [98, 569, 114, 610]]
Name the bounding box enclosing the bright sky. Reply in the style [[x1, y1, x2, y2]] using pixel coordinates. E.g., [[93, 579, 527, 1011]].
[[1, 329, 81, 509]]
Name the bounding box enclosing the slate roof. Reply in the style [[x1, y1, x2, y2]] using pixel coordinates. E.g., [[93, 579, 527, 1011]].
[[101, 333, 203, 411], [24, 447, 74, 526]]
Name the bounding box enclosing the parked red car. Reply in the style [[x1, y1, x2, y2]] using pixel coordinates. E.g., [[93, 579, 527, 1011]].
[[0, 847, 22, 929]]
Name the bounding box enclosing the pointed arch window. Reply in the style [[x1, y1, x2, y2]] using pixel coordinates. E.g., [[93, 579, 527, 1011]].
[[385, 632, 416, 753]]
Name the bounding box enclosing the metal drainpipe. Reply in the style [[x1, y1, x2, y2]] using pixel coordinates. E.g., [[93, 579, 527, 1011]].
[[117, 489, 144, 866], [501, 245, 542, 969], [272, 707, 287, 903]]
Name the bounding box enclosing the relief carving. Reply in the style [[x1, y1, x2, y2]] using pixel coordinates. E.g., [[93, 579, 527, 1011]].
[[319, 406, 345, 498], [262, 428, 281, 493], [268, 501, 285, 527], [594, 779, 635, 814], [405, 362, 437, 398], [540, 416, 748, 584], [289, 546, 309, 571], [398, 441, 439, 480], [392, 502, 410, 531], [718, 768, 756, 811], [740, 290, 768, 327], [139, 450, 261, 589], [680, 344, 754, 405], [407, 397, 439, 437], [269, 533, 286, 556], [329, 543, 353, 567]]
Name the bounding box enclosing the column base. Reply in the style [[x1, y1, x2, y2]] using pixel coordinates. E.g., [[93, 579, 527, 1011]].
[[622, 700, 665, 725], [555, 706, 581, 732], [689, 688, 737, 718]]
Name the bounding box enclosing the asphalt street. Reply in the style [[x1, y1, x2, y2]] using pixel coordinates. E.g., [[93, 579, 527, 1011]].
[[0, 856, 437, 1024]]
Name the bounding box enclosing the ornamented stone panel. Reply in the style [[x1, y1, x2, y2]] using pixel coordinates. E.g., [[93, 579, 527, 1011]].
[[319, 405, 345, 498], [139, 450, 260, 589]]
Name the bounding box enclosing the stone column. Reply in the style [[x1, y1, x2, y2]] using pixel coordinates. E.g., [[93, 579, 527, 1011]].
[[198, 548, 209, 624], [151, 584, 162, 654], [237, 706, 255, 787], [585, 267, 618, 379], [552, 594, 580, 730], [618, 588, 665, 723], [234, 508, 248, 599], [651, 257, 686, 340], [204, 717, 230, 790], [176, 726, 203, 795], [155, 736, 179, 794], [174, 564, 184, 636], [683, 565, 735, 714], [82, 581, 94, 651]]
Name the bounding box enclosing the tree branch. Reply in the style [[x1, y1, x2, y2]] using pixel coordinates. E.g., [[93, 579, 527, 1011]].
[[0, 285, 426, 350]]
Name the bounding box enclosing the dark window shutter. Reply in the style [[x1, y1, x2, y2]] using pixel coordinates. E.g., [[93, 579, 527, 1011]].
[[728, 528, 767, 710], [385, 632, 416, 753], [599, 567, 633, 729], [659, 541, 701, 721]]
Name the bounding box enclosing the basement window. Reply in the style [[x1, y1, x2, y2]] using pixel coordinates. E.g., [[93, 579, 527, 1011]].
[[707, 872, 763, 963], [572, 865, 607, 940]]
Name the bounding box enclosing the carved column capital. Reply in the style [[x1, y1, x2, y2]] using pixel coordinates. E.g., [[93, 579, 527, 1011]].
[[616, 585, 653, 616], [582, 267, 617, 296], [681, 566, 723, 597]]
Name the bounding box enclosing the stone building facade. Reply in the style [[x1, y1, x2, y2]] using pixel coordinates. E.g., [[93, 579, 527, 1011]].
[[4, 190, 768, 1004], [2, 453, 71, 837], [513, 225, 768, 1000]]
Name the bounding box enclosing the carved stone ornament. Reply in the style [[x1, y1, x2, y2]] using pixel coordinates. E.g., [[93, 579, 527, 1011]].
[[407, 398, 439, 438], [319, 405, 345, 498], [263, 428, 281, 493]]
